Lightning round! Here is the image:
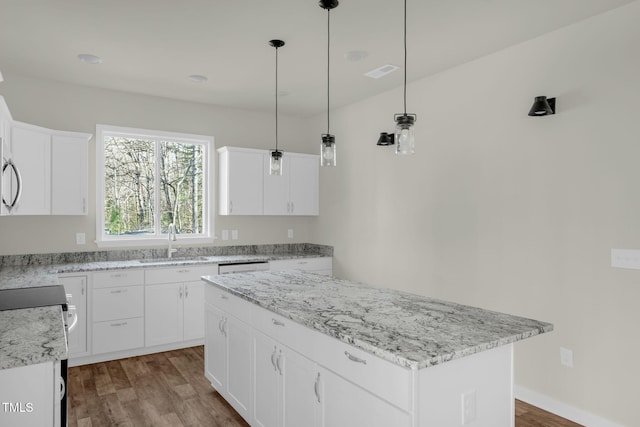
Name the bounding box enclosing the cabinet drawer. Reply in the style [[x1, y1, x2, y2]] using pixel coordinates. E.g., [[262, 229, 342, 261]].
[[269, 257, 332, 272], [93, 285, 144, 321], [314, 333, 413, 412], [92, 317, 144, 354], [204, 285, 252, 323], [93, 269, 144, 288], [145, 265, 219, 284], [251, 305, 316, 359]]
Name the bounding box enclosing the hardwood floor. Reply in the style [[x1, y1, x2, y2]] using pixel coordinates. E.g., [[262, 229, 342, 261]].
[[68, 346, 583, 427]]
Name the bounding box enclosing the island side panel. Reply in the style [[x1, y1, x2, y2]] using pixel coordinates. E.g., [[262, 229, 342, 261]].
[[418, 344, 513, 427]]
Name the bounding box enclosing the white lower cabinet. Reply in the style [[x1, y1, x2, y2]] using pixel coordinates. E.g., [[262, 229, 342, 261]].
[[145, 281, 205, 346], [204, 297, 252, 421], [144, 266, 215, 347], [253, 330, 319, 427]]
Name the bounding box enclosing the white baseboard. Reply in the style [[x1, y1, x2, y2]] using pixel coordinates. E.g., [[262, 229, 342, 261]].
[[514, 385, 624, 427]]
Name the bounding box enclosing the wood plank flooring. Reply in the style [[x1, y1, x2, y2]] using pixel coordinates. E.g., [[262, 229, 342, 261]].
[[68, 346, 583, 427]]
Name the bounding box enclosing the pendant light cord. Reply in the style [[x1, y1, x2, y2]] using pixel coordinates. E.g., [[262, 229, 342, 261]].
[[275, 45, 279, 151], [403, 0, 407, 116], [327, 8, 331, 135]]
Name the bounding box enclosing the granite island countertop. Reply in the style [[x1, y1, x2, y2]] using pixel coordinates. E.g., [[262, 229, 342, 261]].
[[202, 270, 553, 370]]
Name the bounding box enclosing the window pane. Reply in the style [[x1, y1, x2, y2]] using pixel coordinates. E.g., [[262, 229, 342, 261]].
[[103, 136, 155, 236], [159, 141, 204, 235]]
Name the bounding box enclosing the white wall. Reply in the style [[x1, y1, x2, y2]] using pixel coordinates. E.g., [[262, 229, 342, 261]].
[[0, 75, 316, 255], [310, 2, 640, 426]]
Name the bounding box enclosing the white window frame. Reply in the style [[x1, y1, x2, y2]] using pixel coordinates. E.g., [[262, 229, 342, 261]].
[[95, 124, 214, 248]]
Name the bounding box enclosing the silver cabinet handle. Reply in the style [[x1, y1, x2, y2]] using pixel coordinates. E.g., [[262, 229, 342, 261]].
[[185, 285, 189, 298], [221, 317, 227, 337], [218, 318, 224, 334], [110, 273, 126, 278], [271, 347, 278, 371], [110, 289, 127, 294], [2, 159, 22, 211], [179, 288, 183, 299], [178, 269, 190, 273], [314, 372, 321, 403], [229, 201, 233, 214], [344, 351, 367, 365], [111, 322, 128, 327], [59, 376, 66, 401], [271, 319, 285, 327], [276, 351, 283, 375]]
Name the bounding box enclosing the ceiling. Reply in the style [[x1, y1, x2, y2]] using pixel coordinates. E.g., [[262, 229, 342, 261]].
[[0, 0, 634, 117]]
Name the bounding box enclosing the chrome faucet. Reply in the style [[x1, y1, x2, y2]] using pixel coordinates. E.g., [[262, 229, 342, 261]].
[[168, 223, 177, 258]]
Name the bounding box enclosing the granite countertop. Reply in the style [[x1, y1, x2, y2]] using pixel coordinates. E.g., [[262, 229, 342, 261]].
[[0, 245, 332, 370], [202, 270, 553, 370], [0, 306, 68, 370]]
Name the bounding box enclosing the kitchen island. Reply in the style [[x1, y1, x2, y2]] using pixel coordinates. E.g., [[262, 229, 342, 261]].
[[202, 270, 553, 427]]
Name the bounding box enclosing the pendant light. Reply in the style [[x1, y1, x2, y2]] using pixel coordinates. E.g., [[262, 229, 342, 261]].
[[394, 0, 417, 155], [319, 0, 339, 167], [269, 39, 285, 176]]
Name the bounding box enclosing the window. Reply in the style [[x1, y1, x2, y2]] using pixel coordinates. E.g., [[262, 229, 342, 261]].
[[96, 125, 214, 247]]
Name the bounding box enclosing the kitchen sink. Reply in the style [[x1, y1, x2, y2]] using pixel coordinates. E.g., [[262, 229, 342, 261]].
[[136, 256, 210, 264]]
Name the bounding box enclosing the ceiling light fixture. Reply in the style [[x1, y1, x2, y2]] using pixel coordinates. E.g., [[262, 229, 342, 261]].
[[528, 96, 556, 116], [269, 39, 286, 176], [392, 0, 417, 155], [319, 0, 339, 167], [77, 53, 102, 65]]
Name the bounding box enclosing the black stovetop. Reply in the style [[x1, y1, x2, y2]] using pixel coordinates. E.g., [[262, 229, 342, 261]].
[[0, 285, 68, 311]]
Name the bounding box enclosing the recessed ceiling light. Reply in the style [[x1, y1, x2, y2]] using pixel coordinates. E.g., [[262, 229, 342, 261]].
[[345, 50, 368, 62], [188, 74, 208, 83], [364, 64, 399, 79], [77, 54, 102, 64]]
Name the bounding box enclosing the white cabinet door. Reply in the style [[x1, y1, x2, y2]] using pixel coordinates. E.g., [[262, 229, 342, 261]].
[[218, 147, 264, 215], [282, 346, 319, 427], [145, 283, 183, 347], [183, 281, 205, 341], [317, 367, 412, 427], [9, 123, 51, 215], [59, 275, 88, 356], [205, 303, 226, 392], [253, 330, 280, 427], [288, 154, 319, 216], [51, 135, 88, 215], [225, 313, 252, 420]]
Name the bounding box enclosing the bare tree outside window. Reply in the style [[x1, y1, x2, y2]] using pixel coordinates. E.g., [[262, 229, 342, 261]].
[[103, 136, 205, 237]]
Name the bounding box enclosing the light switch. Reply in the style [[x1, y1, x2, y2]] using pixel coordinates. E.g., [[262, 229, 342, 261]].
[[221, 230, 229, 241], [76, 233, 86, 245], [232, 230, 238, 240], [288, 229, 294, 239]]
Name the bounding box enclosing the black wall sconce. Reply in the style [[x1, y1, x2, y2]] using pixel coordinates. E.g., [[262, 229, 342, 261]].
[[377, 132, 395, 146], [528, 96, 556, 116]]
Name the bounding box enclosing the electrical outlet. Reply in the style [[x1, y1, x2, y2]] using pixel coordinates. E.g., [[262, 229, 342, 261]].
[[560, 347, 574, 368], [461, 390, 476, 425], [76, 233, 86, 245], [221, 230, 229, 241], [287, 229, 294, 239], [611, 249, 640, 269], [232, 230, 238, 240]]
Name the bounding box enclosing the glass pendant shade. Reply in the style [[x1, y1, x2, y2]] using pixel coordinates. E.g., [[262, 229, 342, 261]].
[[321, 134, 336, 167], [269, 150, 283, 176], [395, 114, 416, 155]]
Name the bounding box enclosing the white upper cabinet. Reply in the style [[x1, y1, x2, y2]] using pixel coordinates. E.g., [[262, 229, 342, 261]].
[[263, 152, 319, 216], [218, 147, 264, 215], [218, 146, 319, 216], [0, 96, 91, 216], [51, 134, 89, 215]]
